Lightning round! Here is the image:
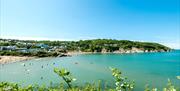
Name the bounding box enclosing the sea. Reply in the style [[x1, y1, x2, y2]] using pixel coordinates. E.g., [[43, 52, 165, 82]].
[[0, 50, 180, 90]]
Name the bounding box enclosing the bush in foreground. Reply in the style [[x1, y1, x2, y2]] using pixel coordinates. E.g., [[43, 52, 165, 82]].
[[0, 67, 179, 91]]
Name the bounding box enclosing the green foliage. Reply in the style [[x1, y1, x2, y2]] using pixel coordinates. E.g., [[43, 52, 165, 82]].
[[0, 51, 59, 57], [54, 68, 76, 88], [0, 82, 33, 91], [144, 79, 179, 91], [0, 51, 32, 56], [110, 67, 135, 91], [74, 39, 171, 52], [163, 79, 178, 91], [176, 76, 180, 80], [144, 85, 158, 91]]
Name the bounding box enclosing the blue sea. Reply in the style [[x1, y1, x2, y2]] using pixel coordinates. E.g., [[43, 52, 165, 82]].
[[0, 50, 180, 90]]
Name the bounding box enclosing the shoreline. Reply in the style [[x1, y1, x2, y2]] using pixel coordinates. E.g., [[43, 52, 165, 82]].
[[66, 50, 169, 55], [0, 50, 171, 64], [0, 56, 35, 64]]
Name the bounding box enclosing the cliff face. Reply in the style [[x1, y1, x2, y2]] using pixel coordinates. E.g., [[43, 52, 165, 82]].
[[100, 47, 170, 54]]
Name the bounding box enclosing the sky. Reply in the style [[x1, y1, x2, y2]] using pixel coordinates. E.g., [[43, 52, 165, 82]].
[[0, 0, 180, 49]]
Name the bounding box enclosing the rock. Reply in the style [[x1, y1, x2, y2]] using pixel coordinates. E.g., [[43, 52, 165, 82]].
[[131, 47, 144, 53], [145, 50, 149, 52], [58, 53, 71, 57], [101, 48, 107, 53], [119, 48, 126, 53]]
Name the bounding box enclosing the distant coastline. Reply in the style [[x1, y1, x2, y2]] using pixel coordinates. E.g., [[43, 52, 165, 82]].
[[0, 38, 172, 64]]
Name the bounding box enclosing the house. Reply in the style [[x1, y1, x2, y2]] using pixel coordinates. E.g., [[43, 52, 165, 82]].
[[0, 46, 16, 51], [16, 48, 29, 53], [35, 43, 49, 49]]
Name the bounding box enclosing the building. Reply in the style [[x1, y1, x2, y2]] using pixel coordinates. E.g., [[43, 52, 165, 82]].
[[0, 46, 17, 51]]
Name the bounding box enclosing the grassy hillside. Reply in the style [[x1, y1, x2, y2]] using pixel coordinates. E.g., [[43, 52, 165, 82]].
[[0, 39, 171, 53]]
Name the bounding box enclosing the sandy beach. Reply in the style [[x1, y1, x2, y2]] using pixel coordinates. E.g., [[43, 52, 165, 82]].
[[0, 56, 34, 64]]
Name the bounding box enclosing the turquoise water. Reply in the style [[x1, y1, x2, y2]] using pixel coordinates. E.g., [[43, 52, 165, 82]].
[[0, 50, 180, 90]]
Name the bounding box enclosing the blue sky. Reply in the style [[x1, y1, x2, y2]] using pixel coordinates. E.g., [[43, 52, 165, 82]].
[[0, 0, 179, 48]]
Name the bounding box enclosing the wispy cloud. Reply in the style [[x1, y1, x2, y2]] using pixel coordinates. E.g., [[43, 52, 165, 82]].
[[154, 36, 180, 49], [160, 42, 180, 49]]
